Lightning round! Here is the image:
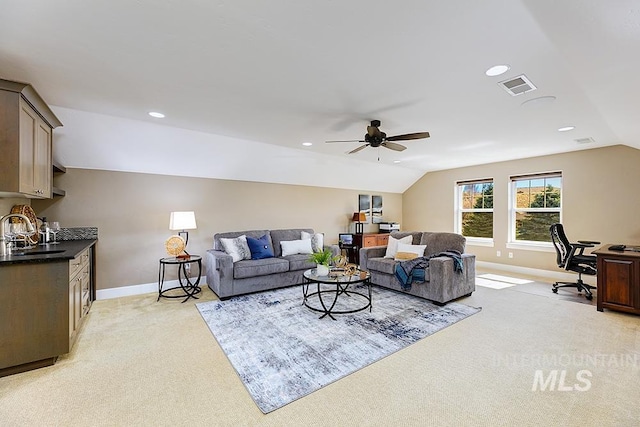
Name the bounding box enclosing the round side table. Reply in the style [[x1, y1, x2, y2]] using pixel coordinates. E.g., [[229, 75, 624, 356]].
[[157, 255, 202, 303]]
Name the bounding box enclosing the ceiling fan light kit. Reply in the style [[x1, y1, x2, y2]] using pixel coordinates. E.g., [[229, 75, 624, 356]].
[[326, 120, 430, 155]]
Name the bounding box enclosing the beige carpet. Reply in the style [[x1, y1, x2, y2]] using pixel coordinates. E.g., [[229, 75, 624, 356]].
[[1, 275, 639, 426]]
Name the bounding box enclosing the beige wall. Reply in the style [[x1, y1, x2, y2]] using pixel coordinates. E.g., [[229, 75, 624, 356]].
[[5, 144, 639, 291], [0, 197, 29, 217], [27, 169, 402, 291], [403, 145, 640, 271]]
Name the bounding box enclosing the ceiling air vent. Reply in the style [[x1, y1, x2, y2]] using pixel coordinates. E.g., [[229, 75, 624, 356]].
[[498, 74, 537, 96], [574, 137, 595, 144]]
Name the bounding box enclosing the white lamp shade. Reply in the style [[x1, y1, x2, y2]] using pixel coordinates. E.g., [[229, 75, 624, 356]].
[[169, 211, 197, 230]]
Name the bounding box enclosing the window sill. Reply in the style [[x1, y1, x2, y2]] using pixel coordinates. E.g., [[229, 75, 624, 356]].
[[506, 242, 555, 253], [466, 238, 494, 247]]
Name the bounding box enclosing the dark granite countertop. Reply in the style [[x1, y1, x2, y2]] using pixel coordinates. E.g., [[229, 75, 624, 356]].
[[0, 239, 97, 265]]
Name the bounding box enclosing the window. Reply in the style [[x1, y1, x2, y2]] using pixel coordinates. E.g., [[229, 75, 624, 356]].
[[510, 172, 561, 244], [456, 179, 493, 241]]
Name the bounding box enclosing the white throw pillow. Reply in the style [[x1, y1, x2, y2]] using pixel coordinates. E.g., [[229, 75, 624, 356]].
[[395, 242, 427, 260], [281, 239, 314, 256], [384, 235, 413, 258], [220, 235, 251, 263], [301, 231, 324, 252]]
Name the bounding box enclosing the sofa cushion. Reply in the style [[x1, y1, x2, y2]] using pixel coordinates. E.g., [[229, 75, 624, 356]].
[[367, 257, 397, 275], [270, 228, 314, 257], [233, 257, 289, 279], [368, 257, 431, 281], [301, 231, 324, 252], [421, 233, 466, 256], [395, 251, 419, 261], [395, 242, 427, 259], [390, 231, 424, 245], [214, 230, 271, 252], [283, 254, 316, 271], [384, 235, 412, 258], [247, 235, 275, 260], [280, 239, 313, 256], [220, 235, 252, 262]]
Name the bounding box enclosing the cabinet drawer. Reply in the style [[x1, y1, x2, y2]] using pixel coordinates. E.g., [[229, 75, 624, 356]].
[[69, 257, 82, 279], [363, 236, 378, 247], [377, 235, 389, 246], [70, 264, 89, 291], [69, 248, 90, 278], [80, 248, 90, 267]]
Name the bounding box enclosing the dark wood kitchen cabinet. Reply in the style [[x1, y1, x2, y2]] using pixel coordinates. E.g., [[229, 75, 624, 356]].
[[0, 241, 96, 377], [0, 78, 62, 199]]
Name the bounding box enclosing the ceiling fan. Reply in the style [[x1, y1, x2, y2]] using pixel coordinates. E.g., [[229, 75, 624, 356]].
[[326, 120, 430, 154]]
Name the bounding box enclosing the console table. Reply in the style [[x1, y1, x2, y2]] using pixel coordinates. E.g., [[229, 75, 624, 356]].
[[593, 245, 640, 315]]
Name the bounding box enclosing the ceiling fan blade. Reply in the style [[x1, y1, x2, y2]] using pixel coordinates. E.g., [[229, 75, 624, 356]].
[[348, 144, 369, 154], [385, 131, 430, 142], [326, 139, 365, 143], [381, 141, 407, 152]]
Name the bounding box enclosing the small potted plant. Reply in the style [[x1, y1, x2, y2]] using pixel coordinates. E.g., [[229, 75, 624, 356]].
[[308, 248, 336, 276]]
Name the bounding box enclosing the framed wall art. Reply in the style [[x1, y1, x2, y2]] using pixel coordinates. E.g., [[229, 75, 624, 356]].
[[358, 194, 371, 223], [371, 195, 383, 224]]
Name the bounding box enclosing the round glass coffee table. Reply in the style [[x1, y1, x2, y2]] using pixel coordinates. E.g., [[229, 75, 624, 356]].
[[302, 268, 372, 320]]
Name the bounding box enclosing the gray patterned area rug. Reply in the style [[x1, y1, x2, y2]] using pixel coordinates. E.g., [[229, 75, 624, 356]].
[[196, 284, 481, 413]]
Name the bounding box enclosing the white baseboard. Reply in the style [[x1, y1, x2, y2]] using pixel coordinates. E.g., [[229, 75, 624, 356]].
[[96, 276, 207, 300], [476, 261, 596, 286]]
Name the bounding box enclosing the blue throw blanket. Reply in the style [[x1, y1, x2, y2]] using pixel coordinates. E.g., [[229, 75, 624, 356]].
[[394, 251, 463, 291]]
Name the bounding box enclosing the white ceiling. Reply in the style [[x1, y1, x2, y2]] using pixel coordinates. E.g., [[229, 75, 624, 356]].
[[1, 0, 639, 189]]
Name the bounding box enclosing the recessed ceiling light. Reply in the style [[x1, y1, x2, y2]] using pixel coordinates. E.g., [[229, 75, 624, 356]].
[[393, 160, 402, 164], [302, 142, 312, 146], [558, 126, 575, 132], [148, 111, 165, 118], [485, 64, 510, 77]]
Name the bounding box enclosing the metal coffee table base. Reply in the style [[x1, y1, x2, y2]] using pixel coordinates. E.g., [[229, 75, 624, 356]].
[[302, 269, 372, 320]]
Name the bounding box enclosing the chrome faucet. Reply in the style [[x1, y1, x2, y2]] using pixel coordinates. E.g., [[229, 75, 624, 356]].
[[0, 213, 36, 256]]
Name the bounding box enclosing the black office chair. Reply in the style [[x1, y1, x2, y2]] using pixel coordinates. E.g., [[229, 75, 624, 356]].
[[549, 223, 599, 300]]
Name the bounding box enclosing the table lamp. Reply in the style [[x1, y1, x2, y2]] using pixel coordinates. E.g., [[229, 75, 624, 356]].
[[169, 211, 197, 248], [352, 212, 366, 234]]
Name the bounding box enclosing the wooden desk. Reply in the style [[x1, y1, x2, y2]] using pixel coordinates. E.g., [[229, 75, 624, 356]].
[[339, 243, 358, 264], [593, 245, 640, 315]]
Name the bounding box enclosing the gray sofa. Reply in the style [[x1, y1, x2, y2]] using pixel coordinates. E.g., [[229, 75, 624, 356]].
[[359, 231, 476, 305], [206, 228, 340, 299]]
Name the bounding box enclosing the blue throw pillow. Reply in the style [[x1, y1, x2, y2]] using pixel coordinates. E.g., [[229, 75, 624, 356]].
[[246, 235, 274, 260]]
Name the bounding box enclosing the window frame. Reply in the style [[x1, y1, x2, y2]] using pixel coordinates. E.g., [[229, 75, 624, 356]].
[[455, 178, 494, 247], [507, 171, 562, 251]]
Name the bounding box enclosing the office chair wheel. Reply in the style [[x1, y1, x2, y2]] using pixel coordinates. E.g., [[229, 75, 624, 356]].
[[552, 288, 558, 293], [585, 294, 593, 300]]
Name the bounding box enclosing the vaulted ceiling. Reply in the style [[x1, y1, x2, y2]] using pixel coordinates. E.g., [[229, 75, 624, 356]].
[[1, 0, 639, 192]]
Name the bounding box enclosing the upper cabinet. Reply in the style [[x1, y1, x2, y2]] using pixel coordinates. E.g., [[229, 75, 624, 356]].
[[0, 79, 62, 199]]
